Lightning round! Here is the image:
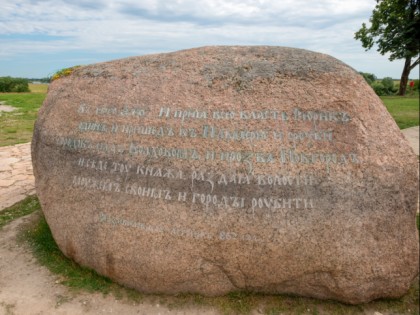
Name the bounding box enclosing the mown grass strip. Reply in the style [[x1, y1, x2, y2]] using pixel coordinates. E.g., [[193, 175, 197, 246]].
[[23, 213, 123, 295], [0, 195, 40, 229], [380, 95, 419, 129], [0, 92, 46, 146]]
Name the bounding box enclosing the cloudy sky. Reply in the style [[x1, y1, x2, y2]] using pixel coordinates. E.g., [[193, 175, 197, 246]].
[[1, 0, 418, 79]]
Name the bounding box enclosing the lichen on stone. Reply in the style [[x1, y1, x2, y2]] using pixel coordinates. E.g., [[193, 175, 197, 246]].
[[51, 66, 81, 81]]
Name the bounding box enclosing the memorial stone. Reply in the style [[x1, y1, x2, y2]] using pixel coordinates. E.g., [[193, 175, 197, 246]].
[[32, 46, 419, 304]]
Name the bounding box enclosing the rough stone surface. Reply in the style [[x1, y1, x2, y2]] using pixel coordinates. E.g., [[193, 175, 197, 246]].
[[32, 46, 419, 304]]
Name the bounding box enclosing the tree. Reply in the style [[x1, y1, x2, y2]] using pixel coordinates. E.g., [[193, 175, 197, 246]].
[[359, 72, 377, 84], [0, 77, 30, 92], [355, 0, 419, 96]]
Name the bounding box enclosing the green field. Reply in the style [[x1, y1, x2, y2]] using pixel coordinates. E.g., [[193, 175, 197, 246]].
[[380, 95, 419, 129], [28, 83, 48, 94], [0, 88, 46, 146]]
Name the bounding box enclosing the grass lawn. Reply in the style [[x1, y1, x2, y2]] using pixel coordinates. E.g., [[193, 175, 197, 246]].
[[0, 195, 40, 229], [0, 84, 47, 147], [380, 95, 419, 129]]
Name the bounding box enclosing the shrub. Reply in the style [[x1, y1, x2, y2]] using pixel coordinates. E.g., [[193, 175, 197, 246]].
[[369, 77, 398, 96], [371, 81, 386, 95], [359, 72, 377, 85], [0, 76, 30, 93], [381, 77, 397, 95]]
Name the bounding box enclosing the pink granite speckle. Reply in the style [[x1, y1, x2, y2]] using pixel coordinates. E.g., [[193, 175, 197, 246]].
[[32, 46, 419, 304]]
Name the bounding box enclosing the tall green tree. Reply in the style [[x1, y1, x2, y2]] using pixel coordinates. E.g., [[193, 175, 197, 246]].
[[355, 0, 419, 95]]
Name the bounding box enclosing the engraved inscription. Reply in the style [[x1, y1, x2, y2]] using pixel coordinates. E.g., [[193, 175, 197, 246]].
[[98, 212, 263, 242], [54, 102, 361, 243]]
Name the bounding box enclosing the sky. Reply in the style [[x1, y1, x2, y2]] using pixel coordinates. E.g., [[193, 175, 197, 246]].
[[0, 0, 418, 79]]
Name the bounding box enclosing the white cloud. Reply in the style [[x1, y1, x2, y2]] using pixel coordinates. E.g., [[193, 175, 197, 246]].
[[0, 0, 417, 79], [2, 0, 373, 30]]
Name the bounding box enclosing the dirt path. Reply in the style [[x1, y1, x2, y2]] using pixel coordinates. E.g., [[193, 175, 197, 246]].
[[0, 102, 17, 114], [0, 213, 219, 315]]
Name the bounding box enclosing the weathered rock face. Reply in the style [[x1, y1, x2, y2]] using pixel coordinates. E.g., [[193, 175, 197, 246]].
[[32, 46, 419, 304]]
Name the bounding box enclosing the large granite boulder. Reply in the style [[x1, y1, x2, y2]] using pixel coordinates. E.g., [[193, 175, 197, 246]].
[[32, 46, 419, 304]]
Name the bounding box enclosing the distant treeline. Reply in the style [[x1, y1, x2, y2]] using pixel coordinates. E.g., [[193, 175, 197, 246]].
[[359, 72, 419, 96], [0, 76, 52, 93], [0, 76, 30, 92]]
